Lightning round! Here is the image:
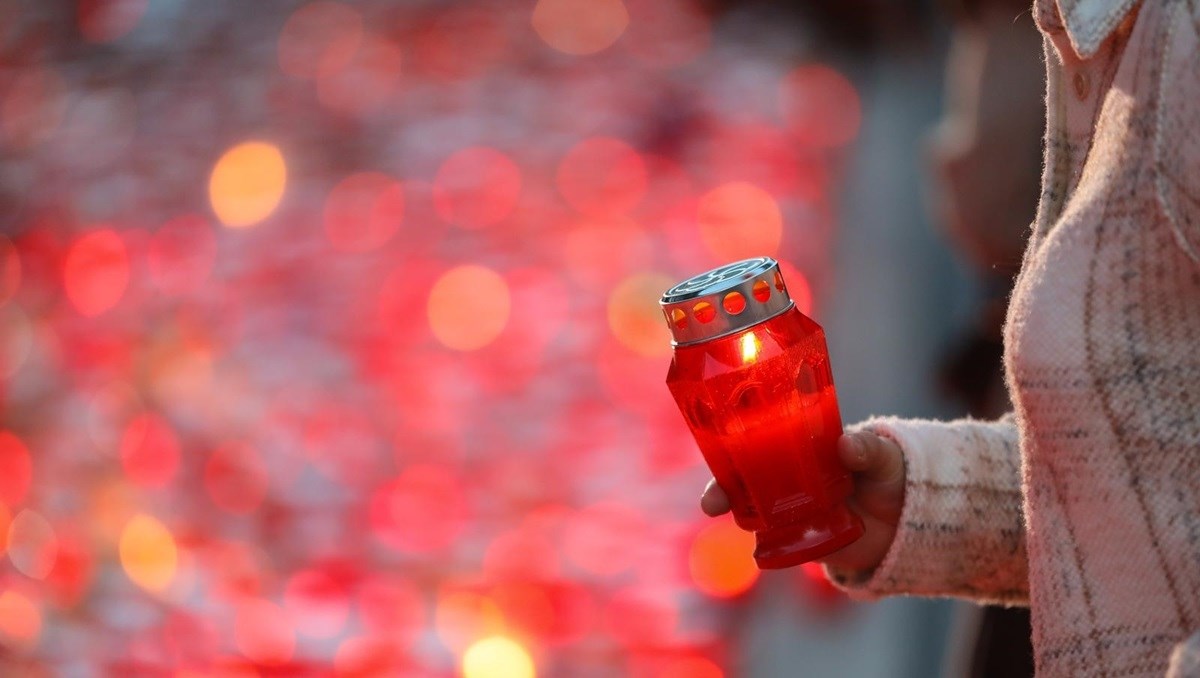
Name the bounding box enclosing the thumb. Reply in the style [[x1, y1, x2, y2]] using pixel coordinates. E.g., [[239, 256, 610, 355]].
[[838, 431, 905, 487]]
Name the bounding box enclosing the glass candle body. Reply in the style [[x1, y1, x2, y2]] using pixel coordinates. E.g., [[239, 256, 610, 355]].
[[667, 306, 863, 569]]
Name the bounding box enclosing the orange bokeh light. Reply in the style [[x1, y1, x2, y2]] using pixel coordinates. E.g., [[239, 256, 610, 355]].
[[64, 228, 129, 317], [278, 2, 364, 79], [323, 172, 404, 252], [433, 147, 522, 229], [0, 431, 31, 507], [119, 513, 178, 594], [204, 442, 269, 515], [462, 635, 536, 678], [696, 181, 782, 262], [119, 413, 181, 488], [781, 64, 861, 148], [607, 272, 674, 358], [234, 598, 296, 666], [435, 585, 505, 652], [7, 509, 57, 580], [532, 0, 629, 56], [0, 590, 41, 648], [556, 137, 647, 217], [147, 215, 218, 296], [209, 141, 287, 228], [688, 516, 759, 599], [427, 265, 511, 352], [77, 0, 148, 43]]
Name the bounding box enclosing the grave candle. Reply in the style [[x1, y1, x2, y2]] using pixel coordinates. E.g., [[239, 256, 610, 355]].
[[662, 257, 863, 569]]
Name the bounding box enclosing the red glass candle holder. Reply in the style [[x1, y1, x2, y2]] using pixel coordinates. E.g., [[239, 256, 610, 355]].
[[662, 257, 863, 569]]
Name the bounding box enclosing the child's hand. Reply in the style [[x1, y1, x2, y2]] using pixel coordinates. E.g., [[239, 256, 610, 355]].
[[700, 431, 905, 575]]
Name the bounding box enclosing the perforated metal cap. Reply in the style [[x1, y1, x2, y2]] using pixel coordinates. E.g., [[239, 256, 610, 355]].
[[660, 257, 794, 345]]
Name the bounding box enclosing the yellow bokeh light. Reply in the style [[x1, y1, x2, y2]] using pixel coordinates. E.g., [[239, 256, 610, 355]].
[[209, 141, 287, 228], [606, 273, 673, 358], [427, 265, 511, 352], [688, 517, 759, 599], [119, 513, 178, 593], [532, 0, 629, 56], [462, 636, 535, 678]]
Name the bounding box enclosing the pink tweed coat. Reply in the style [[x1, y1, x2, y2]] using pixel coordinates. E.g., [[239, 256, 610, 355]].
[[830, 0, 1200, 675]]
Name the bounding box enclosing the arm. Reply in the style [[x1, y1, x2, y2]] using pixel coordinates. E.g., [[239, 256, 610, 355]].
[[826, 415, 1027, 606]]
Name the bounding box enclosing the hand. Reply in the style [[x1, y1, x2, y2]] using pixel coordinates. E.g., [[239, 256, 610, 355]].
[[700, 431, 906, 575]]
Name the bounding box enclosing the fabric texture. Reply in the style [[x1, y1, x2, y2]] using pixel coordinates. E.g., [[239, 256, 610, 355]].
[[827, 0, 1200, 675]]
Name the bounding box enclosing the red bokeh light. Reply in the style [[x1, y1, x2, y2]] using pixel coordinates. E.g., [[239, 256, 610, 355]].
[[278, 2, 365, 79], [433, 147, 522, 229], [147, 215, 218, 296], [119, 413, 182, 488], [696, 182, 782, 262], [369, 464, 470, 554], [334, 636, 407, 677], [323, 172, 405, 252], [410, 6, 509, 81], [234, 598, 297, 666], [0, 431, 32, 506], [560, 218, 654, 292], [623, 0, 712, 69], [604, 586, 680, 649], [204, 442, 270, 515], [780, 64, 862, 148], [7, 509, 58, 580], [283, 566, 352, 639], [77, 0, 148, 43], [357, 575, 426, 638], [63, 229, 130, 317], [0, 66, 67, 150], [562, 502, 646, 578], [556, 137, 648, 217], [316, 34, 404, 116]]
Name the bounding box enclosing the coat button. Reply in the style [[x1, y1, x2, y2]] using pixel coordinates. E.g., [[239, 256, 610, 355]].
[[1073, 71, 1091, 100]]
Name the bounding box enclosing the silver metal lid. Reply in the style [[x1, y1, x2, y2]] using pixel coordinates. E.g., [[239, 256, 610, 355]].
[[660, 256, 794, 345]]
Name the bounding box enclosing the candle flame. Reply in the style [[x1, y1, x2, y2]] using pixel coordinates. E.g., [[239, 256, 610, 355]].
[[740, 332, 760, 364]]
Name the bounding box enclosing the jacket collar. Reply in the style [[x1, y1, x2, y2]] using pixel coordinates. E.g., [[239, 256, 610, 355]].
[[1048, 0, 1140, 58]]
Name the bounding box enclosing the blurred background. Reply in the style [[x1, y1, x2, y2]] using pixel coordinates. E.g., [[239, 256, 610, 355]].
[[0, 0, 1043, 675]]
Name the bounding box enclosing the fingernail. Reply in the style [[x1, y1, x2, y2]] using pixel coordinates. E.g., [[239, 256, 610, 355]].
[[850, 434, 867, 463]]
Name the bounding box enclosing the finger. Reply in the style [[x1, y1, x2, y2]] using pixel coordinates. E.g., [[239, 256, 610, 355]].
[[838, 432, 904, 485], [700, 478, 731, 516]]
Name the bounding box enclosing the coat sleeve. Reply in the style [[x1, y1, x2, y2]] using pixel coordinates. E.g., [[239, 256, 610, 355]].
[[824, 415, 1029, 606]]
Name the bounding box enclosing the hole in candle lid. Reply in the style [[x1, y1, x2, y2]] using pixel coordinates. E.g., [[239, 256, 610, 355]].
[[669, 308, 687, 330], [692, 301, 715, 324], [751, 280, 771, 303], [722, 291, 746, 315], [774, 272, 785, 293]]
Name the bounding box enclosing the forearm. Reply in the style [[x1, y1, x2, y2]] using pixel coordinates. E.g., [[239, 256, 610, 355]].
[[827, 415, 1028, 605]]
